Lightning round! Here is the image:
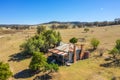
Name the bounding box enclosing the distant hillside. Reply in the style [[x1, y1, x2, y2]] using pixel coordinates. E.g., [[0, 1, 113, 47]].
[[39, 18, 120, 29], [41, 21, 86, 25], [0, 18, 120, 29]]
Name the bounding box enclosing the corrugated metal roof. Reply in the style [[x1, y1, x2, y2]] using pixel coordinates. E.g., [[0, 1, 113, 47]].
[[49, 43, 80, 56]]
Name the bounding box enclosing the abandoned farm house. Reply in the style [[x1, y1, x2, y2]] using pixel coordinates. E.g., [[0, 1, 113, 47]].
[[48, 43, 90, 65]]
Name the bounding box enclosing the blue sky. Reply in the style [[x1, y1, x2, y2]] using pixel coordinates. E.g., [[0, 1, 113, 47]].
[[0, 0, 120, 24]]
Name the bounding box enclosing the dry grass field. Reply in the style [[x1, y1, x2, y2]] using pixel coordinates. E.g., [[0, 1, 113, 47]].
[[0, 25, 120, 80]]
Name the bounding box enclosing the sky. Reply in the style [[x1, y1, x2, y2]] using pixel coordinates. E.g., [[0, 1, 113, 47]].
[[0, 0, 120, 24]]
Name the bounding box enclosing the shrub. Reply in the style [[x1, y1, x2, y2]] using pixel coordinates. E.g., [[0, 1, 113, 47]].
[[109, 39, 120, 59], [0, 62, 12, 80], [109, 47, 119, 59], [37, 26, 46, 34], [91, 38, 100, 49], [115, 39, 120, 52], [84, 28, 89, 32], [69, 37, 78, 44]]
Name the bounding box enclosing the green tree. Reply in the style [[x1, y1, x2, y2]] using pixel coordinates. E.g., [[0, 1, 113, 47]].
[[43, 30, 54, 47], [0, 62, 12, 80], [43, 30, 61, 48], [44, 63, 59, 74], [57, 32, 62, 42], [29, 52, 47, 71], [109, 39, 120, 59], [20, 29, 62, 54], [91, 38, 100, 50], [56, 32, 62, 46], [115, 39, 120, 52], [84, 28, 89, 32], [50, 34, 57, 47], [20, 35, 45, 55], [69, 37, 78, 44], [20, 38, 38, 55], [37, 26, 46, 34], [29, 52, 59, 73], [109, 47, 119, 59]]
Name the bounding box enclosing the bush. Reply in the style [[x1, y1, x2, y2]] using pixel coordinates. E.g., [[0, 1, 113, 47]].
[[44, 63, 59, 73], [84, 28, 89, 32], [109, 39, 120, 59], [115, 39, 120, 52], [37, 26, 46, 34], [109, 47, 119, 59], [69, 37, 78, 44], [0, 62, 12, 80], [91, 38, 100, 49]]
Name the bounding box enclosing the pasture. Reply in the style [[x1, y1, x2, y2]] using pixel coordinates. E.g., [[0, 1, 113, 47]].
[[0, 25, 120, 80]]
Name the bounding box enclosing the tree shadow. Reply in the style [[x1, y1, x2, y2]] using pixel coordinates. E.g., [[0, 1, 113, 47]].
[[100, 62, 113, 67], [100, 60, 120, 68], [8, 52, 31, 62], [14, 69, 35, 79], [111, 76, 120, 80], [33, 74, 52, 80]]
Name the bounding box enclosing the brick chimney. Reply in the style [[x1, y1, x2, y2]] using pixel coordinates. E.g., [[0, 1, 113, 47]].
[[73, 45, 76, 63], [80, 44, 84, 60]]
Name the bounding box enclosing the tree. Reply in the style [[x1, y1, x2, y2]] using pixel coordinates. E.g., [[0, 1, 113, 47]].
[[115, 39, 120, 52], [109, 47, 119, 59], [29, 52, 59, 74], [77, 24, 83, 28], [20, 35, 45, 55], [43, 30, 54, 47], [91, 38, 100, 50], [93, 21, 99, 27], [29, 52, 47, 71], [0, 62, 12, 80], [84, 28, 89, 32], [108, 40, 120, 66], [51, 24, 57, 29], [37, 26, 46, 34], [43, 30, 62, 48], [44, 63, 59, 74], [69, 37, 78, 44], [57, 24, 69, 29], [56, 32, 62, 46], [20, 38, 39, 55], [20, 29, 62, 54], [109, 39, 120, 59], [49, 34, 57, 47]]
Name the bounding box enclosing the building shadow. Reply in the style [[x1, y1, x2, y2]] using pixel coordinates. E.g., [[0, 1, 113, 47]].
[[14, 69, 34, 79], [33, 74, 52, 80], [8, 52, 31, 62]]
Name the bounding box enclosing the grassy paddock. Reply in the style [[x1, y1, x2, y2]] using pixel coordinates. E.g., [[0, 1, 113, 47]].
[[0, 26, 120, 80]]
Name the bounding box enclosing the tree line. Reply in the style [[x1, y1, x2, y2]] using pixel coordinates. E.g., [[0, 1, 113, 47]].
[[50, 18, 120, 29], [1, 18, 120, 30]]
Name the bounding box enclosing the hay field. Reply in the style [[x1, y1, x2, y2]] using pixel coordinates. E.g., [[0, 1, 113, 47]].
[[0, 25, 120, 80]]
